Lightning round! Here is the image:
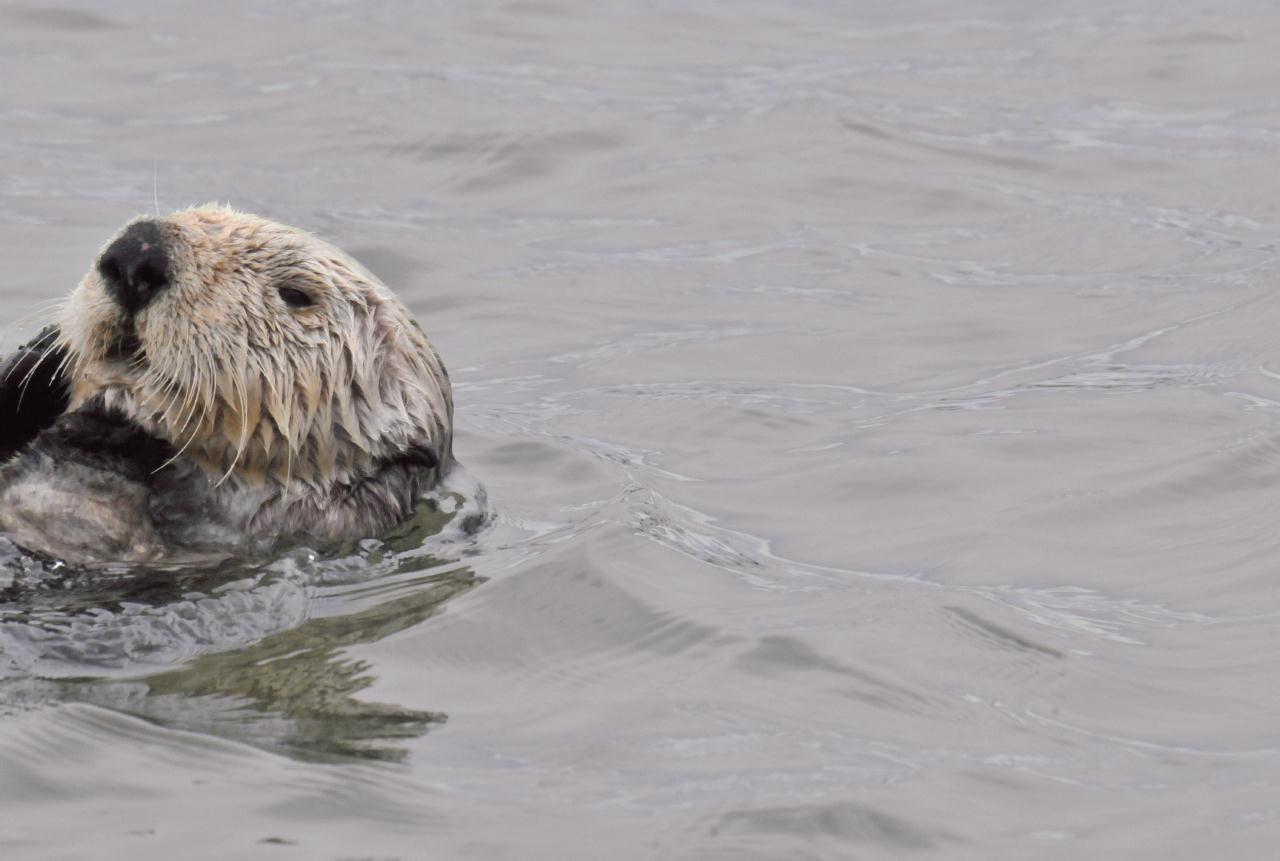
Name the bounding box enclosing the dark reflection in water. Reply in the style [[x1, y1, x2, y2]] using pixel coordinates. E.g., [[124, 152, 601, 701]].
[[125, 564, 477, 762], [0, 487, 485, 763]]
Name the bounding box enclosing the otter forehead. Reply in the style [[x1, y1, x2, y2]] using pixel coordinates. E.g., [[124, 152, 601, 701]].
[[155, 207, 392, 305], [57, 205, 452, 491]]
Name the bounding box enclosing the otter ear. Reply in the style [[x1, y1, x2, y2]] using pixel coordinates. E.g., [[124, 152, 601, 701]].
[[397, 443, 439, 470], [0, 325, 70, 462], [374, 442, 440, 481], [376, 442, 439, 474]]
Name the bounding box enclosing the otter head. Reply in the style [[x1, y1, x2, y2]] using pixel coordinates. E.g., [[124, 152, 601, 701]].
[[57, 205, 452, 491]]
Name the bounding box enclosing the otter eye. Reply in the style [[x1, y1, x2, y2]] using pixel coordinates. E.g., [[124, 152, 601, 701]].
[[278, 286, 313, 308]]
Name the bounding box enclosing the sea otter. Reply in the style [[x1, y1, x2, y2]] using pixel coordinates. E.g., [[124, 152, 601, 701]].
[[0, 206, 453, 564]]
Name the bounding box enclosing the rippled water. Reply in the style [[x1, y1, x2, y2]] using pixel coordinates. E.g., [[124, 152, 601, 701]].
[[4, 0, 1280, 857]]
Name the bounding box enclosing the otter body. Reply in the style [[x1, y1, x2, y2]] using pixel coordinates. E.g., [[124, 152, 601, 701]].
[[0, 207, 454, 564], [0, 399, 171, 562]]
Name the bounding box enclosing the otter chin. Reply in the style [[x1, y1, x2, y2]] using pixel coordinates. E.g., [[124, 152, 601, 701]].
[[0, 205, 454, 564]]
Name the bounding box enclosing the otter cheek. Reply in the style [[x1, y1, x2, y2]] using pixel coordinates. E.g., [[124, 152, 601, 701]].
[[62, 296, 108, 365]]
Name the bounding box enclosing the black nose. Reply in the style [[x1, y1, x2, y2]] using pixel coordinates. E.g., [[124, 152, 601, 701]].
[[98, 221, 170, 314]]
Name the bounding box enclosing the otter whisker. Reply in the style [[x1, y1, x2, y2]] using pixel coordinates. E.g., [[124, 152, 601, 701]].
[[154, 388, 210, 474], [170, 354, 206, 434], [257, 359, 294, 500], [146, 365, 186, 431], [167, 388, 203, 454], [215, 349, 254, 488], [50, 345, 77, 384], [3, 323, 61, 386], [13, 329, 70, 412], [0, 299, 65, 352], [282, 434, 294, 504], [149, 353, 210, 475]]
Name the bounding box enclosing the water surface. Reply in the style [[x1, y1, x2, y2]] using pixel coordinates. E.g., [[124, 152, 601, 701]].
[[3, 1, 1280, 858]]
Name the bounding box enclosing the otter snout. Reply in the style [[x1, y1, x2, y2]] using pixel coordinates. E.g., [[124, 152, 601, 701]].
[[98, 221, 171, 314]]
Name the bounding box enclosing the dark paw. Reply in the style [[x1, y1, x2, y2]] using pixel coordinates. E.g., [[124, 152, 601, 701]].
[[0, 325, 70, 462], [38, 400, 175, 481]]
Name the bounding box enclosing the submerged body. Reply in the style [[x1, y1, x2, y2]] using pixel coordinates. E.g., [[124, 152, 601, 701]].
[[0, 206, 454, 564]]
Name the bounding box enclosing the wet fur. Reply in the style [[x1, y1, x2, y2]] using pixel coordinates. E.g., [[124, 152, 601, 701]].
[[0, 400, 170, 562], [0, 206, 454, 562], [0, 325, 69, 462]]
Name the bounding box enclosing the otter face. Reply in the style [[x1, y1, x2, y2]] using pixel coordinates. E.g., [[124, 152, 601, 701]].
[[58, 206, 452, 490]]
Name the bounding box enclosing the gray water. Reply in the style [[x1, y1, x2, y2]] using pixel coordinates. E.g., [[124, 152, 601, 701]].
[[2, 0, 1279, 858]]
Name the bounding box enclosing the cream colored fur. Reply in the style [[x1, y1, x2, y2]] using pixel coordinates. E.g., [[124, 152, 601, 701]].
[[50, 205, 453, 548]]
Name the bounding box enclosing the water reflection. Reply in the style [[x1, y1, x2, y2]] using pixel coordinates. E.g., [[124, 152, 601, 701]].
[[0, 485, 487, 763], [130, 564, 477, 762]]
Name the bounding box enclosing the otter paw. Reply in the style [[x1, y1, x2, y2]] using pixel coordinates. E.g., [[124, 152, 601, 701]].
[[0, 325, 70, 462]]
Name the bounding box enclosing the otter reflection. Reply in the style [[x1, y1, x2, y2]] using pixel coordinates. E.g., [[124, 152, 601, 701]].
[[5, 561, 479, 763], [140, 563, 477, 762], [0, 495, 485, 763]]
